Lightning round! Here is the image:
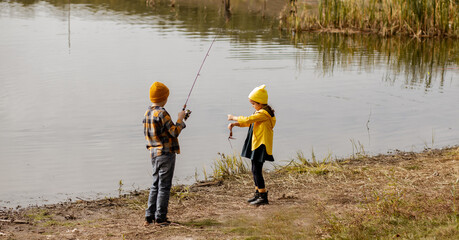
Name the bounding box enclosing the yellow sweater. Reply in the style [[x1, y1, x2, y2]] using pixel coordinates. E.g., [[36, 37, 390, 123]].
[[237, 109, 276, 155]]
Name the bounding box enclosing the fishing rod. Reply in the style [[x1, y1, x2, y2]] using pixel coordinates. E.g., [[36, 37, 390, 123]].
[[179, 28, 235, 150], [182, 34, 219, 120]]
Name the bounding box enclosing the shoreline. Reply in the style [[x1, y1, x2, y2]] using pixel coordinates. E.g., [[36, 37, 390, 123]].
[[0, 144, 451, 210], [1, 146, 458, 239]]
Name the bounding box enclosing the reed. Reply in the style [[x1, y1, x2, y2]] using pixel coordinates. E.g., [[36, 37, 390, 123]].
[[281, 0, 459, 38]]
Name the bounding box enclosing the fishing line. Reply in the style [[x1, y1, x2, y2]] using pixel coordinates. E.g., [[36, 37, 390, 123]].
[[179, 25, 236, 150], [182, 34, 219, 119], [228, 137, 234, 151]]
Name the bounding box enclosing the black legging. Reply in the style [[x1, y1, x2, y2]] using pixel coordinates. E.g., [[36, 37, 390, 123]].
[[251, 160, 265, 189]]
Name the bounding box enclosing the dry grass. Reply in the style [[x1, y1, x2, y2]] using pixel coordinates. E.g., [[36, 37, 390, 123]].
[[211, 153, 250, 180], [276, 150, 342, 175], [1, 147, 458, 239], [315, 147, 459, 239]]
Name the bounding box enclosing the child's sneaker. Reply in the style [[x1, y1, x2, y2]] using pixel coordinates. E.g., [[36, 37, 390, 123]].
[[144, 216, 154, 226], [155, 218, 171, 227]]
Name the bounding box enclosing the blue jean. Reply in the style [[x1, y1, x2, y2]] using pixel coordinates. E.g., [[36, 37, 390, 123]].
[[145, 153, 176, 221]]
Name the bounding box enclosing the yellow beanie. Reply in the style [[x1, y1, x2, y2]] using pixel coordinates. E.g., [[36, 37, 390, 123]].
[[248, 84, 268, 104], [149, 82, 170, 103]]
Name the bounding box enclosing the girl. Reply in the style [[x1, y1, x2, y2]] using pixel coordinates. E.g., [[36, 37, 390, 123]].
[[227, 84, 276, 206]]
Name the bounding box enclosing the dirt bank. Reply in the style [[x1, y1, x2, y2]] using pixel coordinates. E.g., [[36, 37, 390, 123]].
[[1, 146, 458, 239]]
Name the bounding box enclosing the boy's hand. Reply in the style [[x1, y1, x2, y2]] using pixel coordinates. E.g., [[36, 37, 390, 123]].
[[227, 114, 235, 121], [178, 110, 186, 122]]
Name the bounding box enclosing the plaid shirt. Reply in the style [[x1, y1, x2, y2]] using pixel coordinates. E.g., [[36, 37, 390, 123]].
[[143, 106, 186, 157]]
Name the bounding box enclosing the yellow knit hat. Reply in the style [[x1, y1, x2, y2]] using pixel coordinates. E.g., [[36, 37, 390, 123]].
[[149, 82, 170, 103], [248, 84, 268, 104]]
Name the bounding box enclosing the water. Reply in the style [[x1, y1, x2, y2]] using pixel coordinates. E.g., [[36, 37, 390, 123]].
[[0, 0, 458, 208]]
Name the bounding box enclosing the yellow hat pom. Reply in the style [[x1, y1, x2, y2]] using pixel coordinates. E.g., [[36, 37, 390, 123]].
[[149, 82, 170, 103], [248, 84, 268, 104]]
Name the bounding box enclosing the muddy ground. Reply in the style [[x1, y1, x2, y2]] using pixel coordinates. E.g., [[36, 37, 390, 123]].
[[1, 147, 458, 239]]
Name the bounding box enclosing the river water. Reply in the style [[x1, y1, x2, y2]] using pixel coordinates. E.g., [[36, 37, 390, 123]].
[[1, 0, 458, 208]]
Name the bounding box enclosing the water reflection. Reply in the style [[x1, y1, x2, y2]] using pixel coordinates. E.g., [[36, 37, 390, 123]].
[[6, 0, 458, 88], [293, 33, 459, 90], [1, 0, 458, 208]]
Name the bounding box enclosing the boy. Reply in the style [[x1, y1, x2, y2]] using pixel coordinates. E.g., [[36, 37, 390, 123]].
[[143, 82, 186, 226]]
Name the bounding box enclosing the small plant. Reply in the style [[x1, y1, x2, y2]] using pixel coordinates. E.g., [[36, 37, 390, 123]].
[[211, 153, 249, 180], [118, 179, 124, 197], [170, 185, 192, 203], [350, 139, 367, 159], [371, 187, 407, 218]]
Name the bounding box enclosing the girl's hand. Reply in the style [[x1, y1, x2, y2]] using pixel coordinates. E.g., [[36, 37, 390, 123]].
[[227, 114, 235, 121]]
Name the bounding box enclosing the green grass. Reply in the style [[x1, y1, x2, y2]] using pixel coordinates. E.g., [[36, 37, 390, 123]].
[[25, 209, 78, 227], [25, 209, 52, 222]]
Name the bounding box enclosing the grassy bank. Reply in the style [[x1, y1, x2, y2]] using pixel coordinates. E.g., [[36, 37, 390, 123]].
[[1, 146, 458, 239], [281, 0, 459, 38]]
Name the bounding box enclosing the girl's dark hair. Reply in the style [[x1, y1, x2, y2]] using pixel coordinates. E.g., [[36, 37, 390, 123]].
[[263, 104, 275, 117]]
